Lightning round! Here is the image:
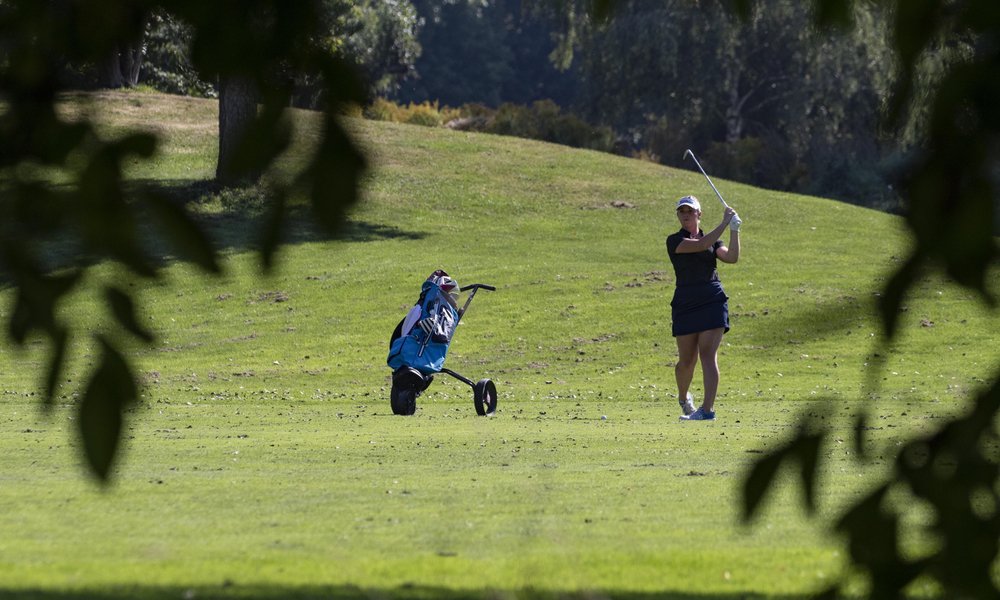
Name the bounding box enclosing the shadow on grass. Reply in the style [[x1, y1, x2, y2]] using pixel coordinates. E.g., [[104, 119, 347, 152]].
[[0, 585, 807, 600], [146, 178, 427, 255], [742, 294, 874, 353], [0, 178, 427, 289]]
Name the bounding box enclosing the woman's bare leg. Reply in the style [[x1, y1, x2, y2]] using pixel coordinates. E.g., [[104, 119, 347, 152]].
[[697, 328, 725, 411], [675, 333, 700, 402]]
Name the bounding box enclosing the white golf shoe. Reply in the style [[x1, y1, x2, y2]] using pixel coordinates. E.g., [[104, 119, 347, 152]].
[[679, 392, 696, 416]]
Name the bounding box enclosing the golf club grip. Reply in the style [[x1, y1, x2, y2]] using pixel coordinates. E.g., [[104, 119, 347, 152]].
[[460, 284, 496, 292]]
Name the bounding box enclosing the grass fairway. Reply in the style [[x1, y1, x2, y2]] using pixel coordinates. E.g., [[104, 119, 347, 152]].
[[2, 91, 998, 599]]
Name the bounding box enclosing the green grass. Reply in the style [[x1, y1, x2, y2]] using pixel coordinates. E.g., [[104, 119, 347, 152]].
[[2, 91, 998, 599]]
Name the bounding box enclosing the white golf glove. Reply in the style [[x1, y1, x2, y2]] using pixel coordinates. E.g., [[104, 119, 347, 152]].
[[730, 214, 742, 232]]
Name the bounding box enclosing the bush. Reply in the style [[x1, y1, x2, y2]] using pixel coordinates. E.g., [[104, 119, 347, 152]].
[[639, 116, 690, 166], [363, 97, 403, 122], [363, 99, 459, 128], [698, 137, 806, 192], [703, 139, 765, 186], [807, 154, 901, 212], [485, 100, 615, 153], [364, 97, 614, 152], [403, 102, 443, 127]]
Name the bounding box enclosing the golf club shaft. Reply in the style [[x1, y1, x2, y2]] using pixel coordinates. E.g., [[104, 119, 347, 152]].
[[684, 150, 729, 209]]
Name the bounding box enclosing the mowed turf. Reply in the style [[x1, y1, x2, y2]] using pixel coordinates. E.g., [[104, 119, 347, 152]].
[[1, 91, 998, 599]]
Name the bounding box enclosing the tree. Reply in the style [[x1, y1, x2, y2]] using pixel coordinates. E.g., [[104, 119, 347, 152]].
[[141, 10, 216, 97], [397, 0, 579, 108], [567, 1, 895, 194], [402, 0, 514, 107], [97, 38, 145, 88], [341, 0, 422, 97], [0, 0, 367, 481], [170, 0, 416, 185]]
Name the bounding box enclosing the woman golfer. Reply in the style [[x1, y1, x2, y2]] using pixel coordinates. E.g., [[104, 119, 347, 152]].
[[666, 195, 740, 421]]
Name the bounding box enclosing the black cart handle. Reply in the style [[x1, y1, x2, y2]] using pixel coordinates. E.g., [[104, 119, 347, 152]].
[[457, 283, 495, 318]]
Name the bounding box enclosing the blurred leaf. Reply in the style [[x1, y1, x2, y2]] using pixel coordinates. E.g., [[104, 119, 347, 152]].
[[70, 0, 149, 61], [1, 246, 81, 344], [105, 286, 154, 343], [143, 192, 220, 274], [742, 443, 790, 523], [43, 326, 68, 411], [811, 587, 839, 600], [114, 132, 158, 158], [304, 115, 367, 233], [744, 422, 828, 522], [78, 337, 138, 482], [316, 53, 369, 109], [229, 100, 292, 180], [853, 410, 869, 459], [10, 181, 66, 234], [877, 252, 924, 340], [892, 0, 941, 68], [893, 377, 1000, 597], [0, 110, 91, 167], [835, 484, 896, 565], [902, 63, 1000, 307], [76, 137, 158, 277], [0, 0, 376, 486], [259, 189, 288, 272], [589, 0, 615, 22], [727, 0, 754, 21], [812, 0, 852, 29], [794, 431, 823, 514], [835, 485, 928, 597]]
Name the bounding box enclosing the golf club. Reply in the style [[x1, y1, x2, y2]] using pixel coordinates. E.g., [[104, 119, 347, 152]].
[[683, 149, 730, 209]]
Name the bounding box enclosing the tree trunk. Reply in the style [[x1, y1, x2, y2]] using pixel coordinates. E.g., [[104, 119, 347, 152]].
[[122, 44, 143, 86], [724, 65, 744, 143], [216, 76, 260, 185], [99, 49, 125, 88], [98, 39, 144, 88]]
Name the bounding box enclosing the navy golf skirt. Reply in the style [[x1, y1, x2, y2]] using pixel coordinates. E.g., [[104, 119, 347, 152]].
[[671, 281, 730, 337]]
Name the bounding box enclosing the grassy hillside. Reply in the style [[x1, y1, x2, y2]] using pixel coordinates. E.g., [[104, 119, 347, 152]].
[[1, 91, 997, 599]]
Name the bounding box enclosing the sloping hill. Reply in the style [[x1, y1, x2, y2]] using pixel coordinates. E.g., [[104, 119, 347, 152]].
[[58, 90, 989, 407]]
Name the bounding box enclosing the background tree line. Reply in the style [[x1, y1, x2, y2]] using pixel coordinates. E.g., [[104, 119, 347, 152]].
[[395, 0, 977, 214], [60, 0, 973, 215]]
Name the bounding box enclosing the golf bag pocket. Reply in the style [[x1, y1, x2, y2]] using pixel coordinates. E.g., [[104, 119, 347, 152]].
[[387, 329, 449, 374]]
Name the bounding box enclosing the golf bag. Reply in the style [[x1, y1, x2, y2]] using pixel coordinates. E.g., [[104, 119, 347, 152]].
[[386, 270, 498, 416], [387, 271, 459, 414]]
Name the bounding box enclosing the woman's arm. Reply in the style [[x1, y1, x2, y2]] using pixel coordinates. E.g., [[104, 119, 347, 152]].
[[717, 228, 740, 263], [675, 208, 735, 254]]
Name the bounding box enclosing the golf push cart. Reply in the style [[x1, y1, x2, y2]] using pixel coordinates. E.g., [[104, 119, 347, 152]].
[[386, 270, 497, 416]]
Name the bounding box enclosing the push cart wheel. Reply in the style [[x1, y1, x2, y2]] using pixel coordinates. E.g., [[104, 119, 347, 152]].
[[391, 368, 426, 416], [391, 388, 417, 415], [473, 379, 497, 416]]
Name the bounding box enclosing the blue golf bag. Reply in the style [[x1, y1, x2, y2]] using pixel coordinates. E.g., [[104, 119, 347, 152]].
[[386, 270, 497, 416], [387, 272, 459, 376]]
